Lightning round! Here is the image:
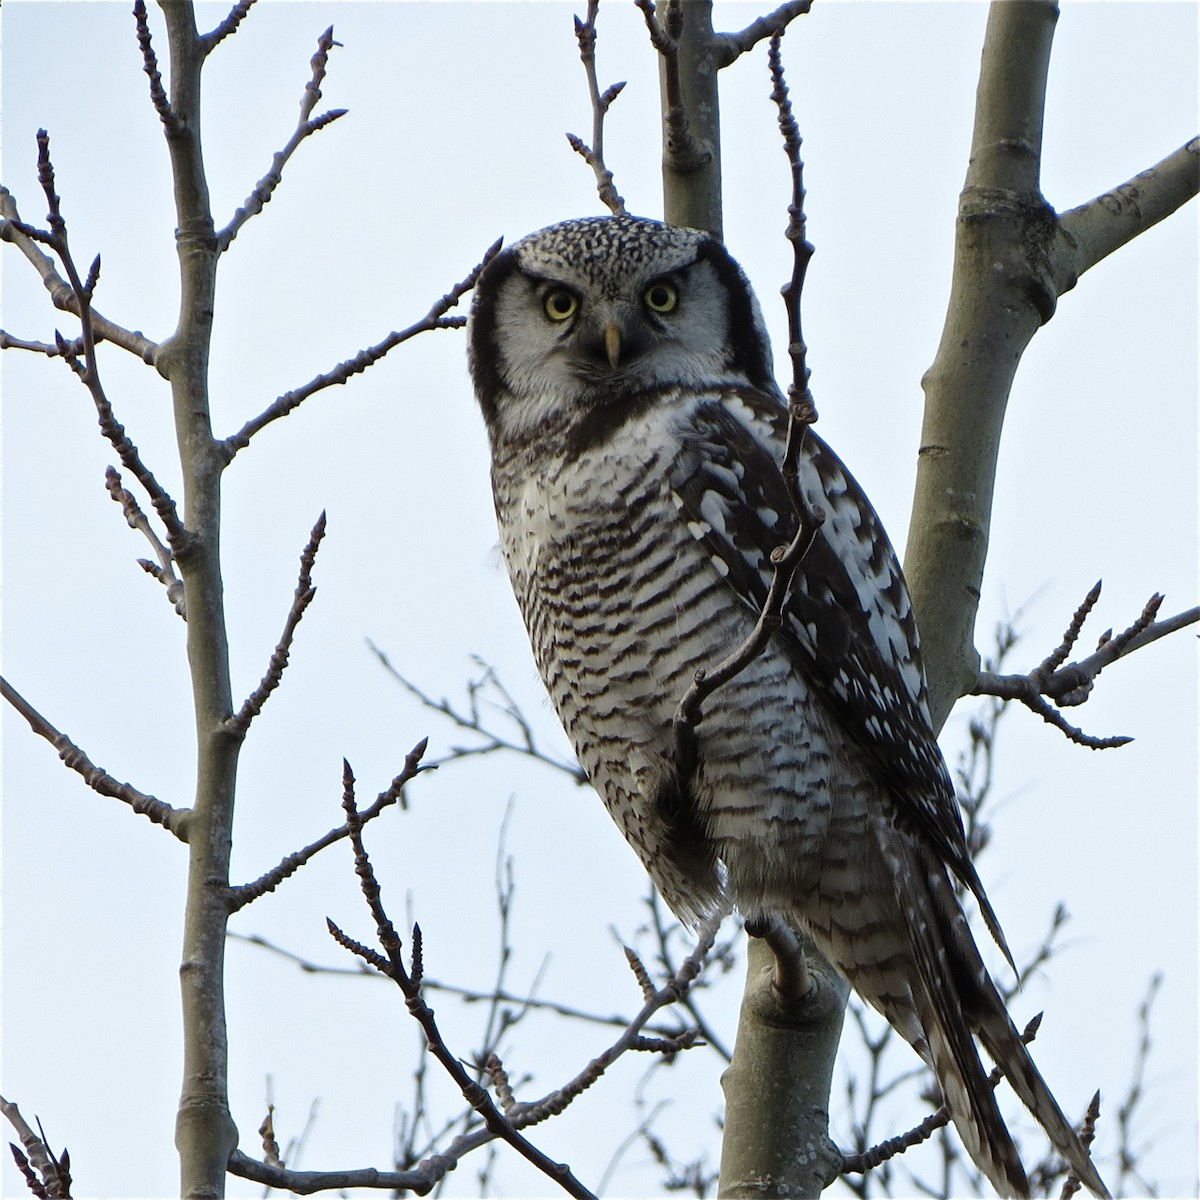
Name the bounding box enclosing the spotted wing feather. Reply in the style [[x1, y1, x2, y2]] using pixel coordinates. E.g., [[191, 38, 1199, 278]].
[[670, 388, 1012, 964]]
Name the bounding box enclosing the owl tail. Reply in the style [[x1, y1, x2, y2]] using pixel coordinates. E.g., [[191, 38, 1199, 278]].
[[976, 1004, 1112, 1199], [894, 843, 1111, 1198]]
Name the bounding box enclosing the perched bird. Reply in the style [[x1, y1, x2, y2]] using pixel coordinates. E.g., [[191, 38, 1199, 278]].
[[467, 214, 1108, 1198]]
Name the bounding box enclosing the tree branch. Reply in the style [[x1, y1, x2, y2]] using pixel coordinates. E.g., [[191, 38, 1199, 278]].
[[226, 739, 427, 912], [216, 25, 347, 250], [1054, 138, 1200, 286], [0, 676, 190, 838], [0, 187, 161, 364], [904, 0, 1060, 727], [568, 3, 628, 216], [971, 584, 1198, 749], [368, 644, 587, 780], [714, 1, 812, 67], [226, 512, 326, 737], [638, 0, 721, 236], [220, 246, 499, 459], [326, 762, 599, 1199], [199, 0, 258, 54], [842, 1014, 1044, 1178], [905, 2, 1198, 728], [105, 465, 186, 617], [1, 1097, 73, 1200]]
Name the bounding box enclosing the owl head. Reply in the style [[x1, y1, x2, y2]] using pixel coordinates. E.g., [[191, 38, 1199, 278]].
[[469, 215, 777, 447]]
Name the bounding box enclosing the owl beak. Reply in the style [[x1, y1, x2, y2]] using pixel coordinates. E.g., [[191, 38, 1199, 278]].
[[603, 322, 622, 369]]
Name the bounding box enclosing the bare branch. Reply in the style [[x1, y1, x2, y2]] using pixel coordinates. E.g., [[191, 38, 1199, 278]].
[[1, 676, 189, 838], [671, 32, 823, 775], [714, 1, 813, 67], [369, 644, 586, 780], [227, 1149, 455, 1194], [0, 188, 160, 364], [217, 26, 348, 250], [0, 328, 85, 357], [201, 0, 258, 53], [1, 1097, 73, 1200], [9, 133, 188, 551], [744, 914, 811, 1004], [504, 908, 726, 1129], [635, 0, 705, 176], [1112, 974, 1162, 1198], [1054, 138, 1200, 287], [568, 4, 627, 215], [842, 1014, 1044, 1177], [221, 245, 500, 459], [1059, 1092, 1102, 1200], [972, 585, 1198, 748], [641, 886, 737, 1062], [226, 739, 427, 911], [105, 466, 185, 617], [226, 512, 326, 736], [132, 1, 180, 134], [228, 930, 702, 1039], [329, 766, 599, 1199]]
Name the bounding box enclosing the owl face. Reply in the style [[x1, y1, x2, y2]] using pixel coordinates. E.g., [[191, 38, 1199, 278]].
[[469, 216, 777, 448]]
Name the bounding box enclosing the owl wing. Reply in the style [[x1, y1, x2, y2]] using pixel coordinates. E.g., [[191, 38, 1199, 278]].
[[669, 388, 1011, 963]]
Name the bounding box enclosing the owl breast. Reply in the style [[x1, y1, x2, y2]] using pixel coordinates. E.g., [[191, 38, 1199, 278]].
[[489, 390, 865, 925]]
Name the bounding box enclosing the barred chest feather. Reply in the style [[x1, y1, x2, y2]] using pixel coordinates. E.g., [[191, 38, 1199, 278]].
[[488, 393, 853, 924]]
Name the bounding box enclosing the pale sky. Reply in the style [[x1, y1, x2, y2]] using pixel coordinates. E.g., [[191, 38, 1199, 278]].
[[2, 3, 1197, 1197]]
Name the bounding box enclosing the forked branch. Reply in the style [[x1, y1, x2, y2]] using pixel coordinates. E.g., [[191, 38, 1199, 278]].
[[8, 132, 187, 552], [1, 1097, 73, 1200], [972, 582, 1199, 748], [568, 2, 628, 215], [0, 189, 160, 364], [226, 739, 427, 911]]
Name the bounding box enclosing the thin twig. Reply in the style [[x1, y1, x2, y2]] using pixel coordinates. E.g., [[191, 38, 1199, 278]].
[[842, 1014, 1044, 1176], [1, 1098, 73, 1200], [15, 132, 187, 551], [369, 644, 586, 780], [1059, 1092, 1103, 1200], [671, 31, 823, 771], [568, 3, 627, 215], [0, 187, 159, 364], [641, 888, 736, 1063], [132, 1, 180, 134], [1113, 974, 1162, 1198], [226, 512, 326, 736], [221, 244, 501, 459], [227, 930, 697, 1037], [1, 676, 189, 837], [217, 26, 348, 250], [226, 739, 427, 911], [715, 1, 813, 66], [504, 907, 726, 1129], [972, 585, 1197, 748], [105, 466, 185, 617], [329, 764, 599, 1199], [201, 0, 258, 53]]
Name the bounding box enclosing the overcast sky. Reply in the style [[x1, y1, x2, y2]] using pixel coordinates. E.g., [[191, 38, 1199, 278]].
[[2, 3, 1197, 1196]]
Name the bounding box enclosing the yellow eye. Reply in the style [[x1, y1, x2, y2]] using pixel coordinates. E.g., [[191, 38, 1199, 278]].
[[644, 281, 678, 313], [543, 289, 579, 322]]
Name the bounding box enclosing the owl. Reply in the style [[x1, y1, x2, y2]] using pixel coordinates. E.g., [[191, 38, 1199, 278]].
[[467, 214, 1108, 1199]]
